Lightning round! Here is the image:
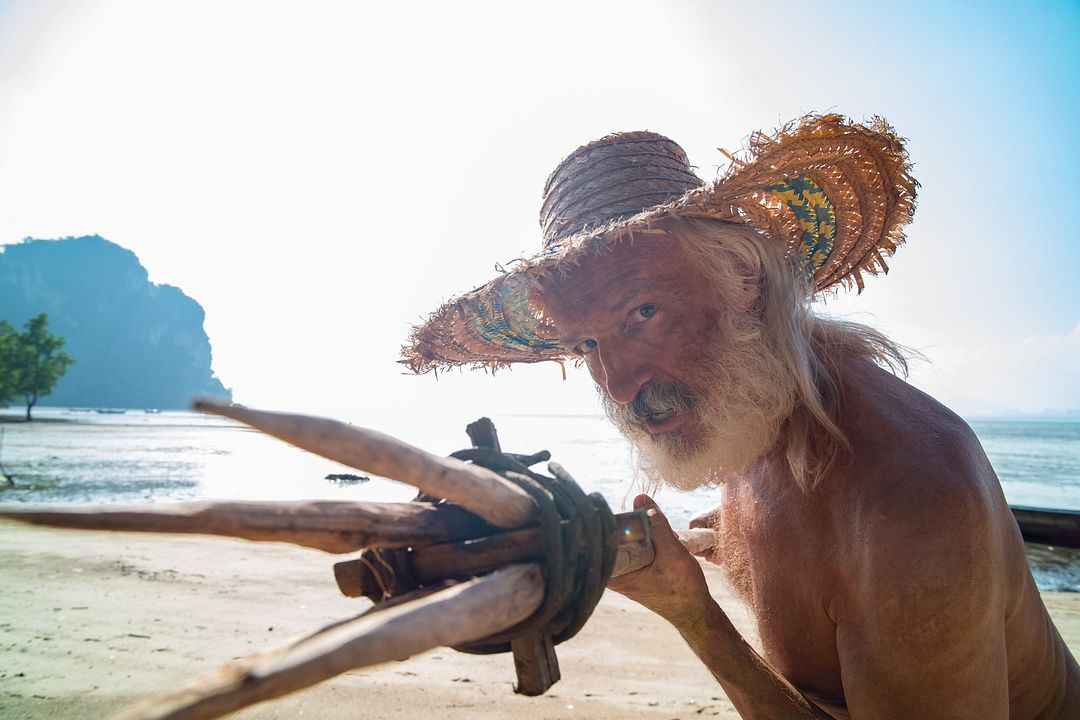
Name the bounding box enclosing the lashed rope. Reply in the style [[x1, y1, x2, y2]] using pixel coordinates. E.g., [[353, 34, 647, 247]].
[[349, 442, 617, 660]]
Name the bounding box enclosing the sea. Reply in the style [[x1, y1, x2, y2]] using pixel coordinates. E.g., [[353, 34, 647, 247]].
[[1, 408, 1078, 591]]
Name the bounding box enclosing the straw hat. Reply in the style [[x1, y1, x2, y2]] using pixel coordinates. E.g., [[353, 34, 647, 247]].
[[403, 113, 916, 374]]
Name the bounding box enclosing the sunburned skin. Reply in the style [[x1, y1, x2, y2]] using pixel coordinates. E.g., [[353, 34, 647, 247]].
[[540, 236, 1080, 719], [540, 236, 727, 450]]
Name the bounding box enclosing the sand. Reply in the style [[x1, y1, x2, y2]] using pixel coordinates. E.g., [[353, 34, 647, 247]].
[[0, 523, 1077, 720]]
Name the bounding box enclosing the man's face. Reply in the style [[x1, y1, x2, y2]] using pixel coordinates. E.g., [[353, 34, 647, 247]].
[[541, 234, 719, 437], [539, 233, 793, 488]]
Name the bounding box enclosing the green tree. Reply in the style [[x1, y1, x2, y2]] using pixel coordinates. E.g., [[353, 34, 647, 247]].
[[6, 314, 75, 420], [0, 321, 18, 407]]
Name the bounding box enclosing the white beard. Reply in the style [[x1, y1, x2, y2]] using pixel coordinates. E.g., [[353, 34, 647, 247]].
[[601, 325, 796, 491]]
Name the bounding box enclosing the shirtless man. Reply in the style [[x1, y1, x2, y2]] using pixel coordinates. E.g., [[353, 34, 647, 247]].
[[544, 227, 1079, 718], [405, 115, 1079, 717]]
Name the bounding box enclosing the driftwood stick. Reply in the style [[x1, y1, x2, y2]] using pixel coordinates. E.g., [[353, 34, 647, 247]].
[[193, 399, 536, 529], [0, 500, 500, 554], [610, 527, 717, 577], [677, 528, 717, 555], [112, 563, 545, 720], [611, 539, 655, 578], [414, 510, 655, 583], [511, 631, 560, 695], [334, 509, 654, 598], [412, 525, 544, 584], [465, 416, 501, 451]]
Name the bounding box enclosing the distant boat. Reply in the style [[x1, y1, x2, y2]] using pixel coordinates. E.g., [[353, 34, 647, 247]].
[[1010, 505, 1080, 549], [94, 408, 127, 415], [143, 409, 162, 414]]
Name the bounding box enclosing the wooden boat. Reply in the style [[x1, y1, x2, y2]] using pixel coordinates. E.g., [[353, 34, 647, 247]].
[[1010, 505, 1080, 549]]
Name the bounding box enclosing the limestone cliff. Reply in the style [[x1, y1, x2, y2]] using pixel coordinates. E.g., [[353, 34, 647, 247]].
[[0, 235, 230, 408]]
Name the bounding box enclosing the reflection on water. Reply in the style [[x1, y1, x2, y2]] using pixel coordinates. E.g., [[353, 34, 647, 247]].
[[0, 408, 1076, 591]]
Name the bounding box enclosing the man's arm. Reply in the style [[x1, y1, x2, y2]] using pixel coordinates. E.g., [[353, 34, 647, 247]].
[[608, 495, 834, 719], [610, 488, 1012, 719]]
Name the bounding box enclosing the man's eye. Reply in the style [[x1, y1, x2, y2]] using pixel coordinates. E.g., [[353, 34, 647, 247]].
[[574, 338, 598, 354], [632, 304, 658, 323]]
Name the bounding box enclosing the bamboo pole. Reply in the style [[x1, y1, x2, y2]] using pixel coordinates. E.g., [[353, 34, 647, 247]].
[[0, 500, 499, 553], [112, 564, 545, 720], [193, 399, 536, 529]]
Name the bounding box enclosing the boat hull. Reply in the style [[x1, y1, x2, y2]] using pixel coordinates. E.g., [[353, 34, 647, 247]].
[[1011, 505, 1080, 549]]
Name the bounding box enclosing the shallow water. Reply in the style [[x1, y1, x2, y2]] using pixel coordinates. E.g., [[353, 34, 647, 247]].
[[0, 408, 1076, 590]]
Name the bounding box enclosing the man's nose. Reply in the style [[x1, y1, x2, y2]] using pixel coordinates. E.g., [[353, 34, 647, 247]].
[[593, 346, 652, 405]]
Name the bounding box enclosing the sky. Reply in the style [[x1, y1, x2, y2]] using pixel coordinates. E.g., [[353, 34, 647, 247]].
[[0, 0, 1078, 432]]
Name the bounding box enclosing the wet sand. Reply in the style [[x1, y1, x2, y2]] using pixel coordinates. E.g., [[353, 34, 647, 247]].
[[0, 523, 1077, 719]]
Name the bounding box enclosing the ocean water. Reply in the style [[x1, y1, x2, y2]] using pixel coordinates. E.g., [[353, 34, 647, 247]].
[[967, 419, 1080, 512], [1, 408, 1077, 590]]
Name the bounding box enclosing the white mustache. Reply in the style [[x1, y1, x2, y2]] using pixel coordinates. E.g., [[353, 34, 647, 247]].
[[620, 381, 696, 426]]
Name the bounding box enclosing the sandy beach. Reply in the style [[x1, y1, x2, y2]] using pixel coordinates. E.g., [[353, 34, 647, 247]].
[[0, 523, 1077, 720]]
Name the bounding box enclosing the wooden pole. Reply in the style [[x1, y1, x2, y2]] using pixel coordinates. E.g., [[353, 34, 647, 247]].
[[676, 528, 716, 556], [111, 564, 545, 720], [193, 399, 536, 529], [331, 510, 710, 599], [0, 500, 500, 554]]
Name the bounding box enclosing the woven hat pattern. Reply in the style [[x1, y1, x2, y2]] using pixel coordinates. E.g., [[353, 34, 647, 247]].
[[403, 113, 916, 374], [539, 132, 702, 245]]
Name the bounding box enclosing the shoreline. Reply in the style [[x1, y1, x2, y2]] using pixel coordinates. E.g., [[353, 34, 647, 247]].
[[1, 524, 1077, 719]]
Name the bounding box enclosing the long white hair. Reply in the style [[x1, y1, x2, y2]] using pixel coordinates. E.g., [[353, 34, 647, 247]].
[[656, 216, 908, 493]]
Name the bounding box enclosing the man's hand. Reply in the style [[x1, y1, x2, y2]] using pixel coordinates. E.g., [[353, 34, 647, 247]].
[[607, 494, 713, 629], [608, 494, 836, 719]]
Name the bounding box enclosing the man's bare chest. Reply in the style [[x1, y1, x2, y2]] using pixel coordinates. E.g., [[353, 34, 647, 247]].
[[720, 490, 846, 700]]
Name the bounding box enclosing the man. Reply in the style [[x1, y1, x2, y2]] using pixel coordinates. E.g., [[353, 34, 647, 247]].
[[404, 115, 1078, 718]]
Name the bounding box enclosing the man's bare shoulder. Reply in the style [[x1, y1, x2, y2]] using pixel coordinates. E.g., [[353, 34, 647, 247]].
[[834, 357, 996, 502], [821, 357, 1021, 568]]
